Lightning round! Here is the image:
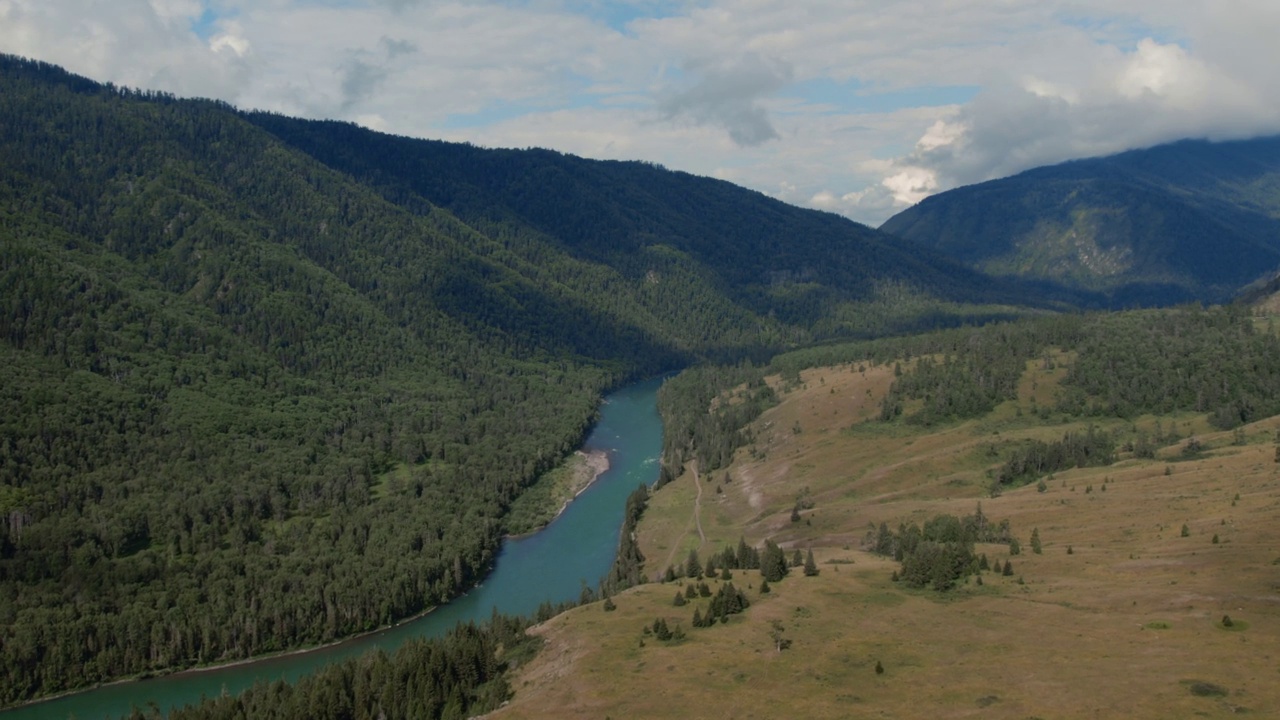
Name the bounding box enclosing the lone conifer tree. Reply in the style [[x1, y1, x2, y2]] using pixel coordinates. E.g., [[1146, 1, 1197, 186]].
[[803, 549, 820, 576], [761, 539, 789, 582], [1002, 559, 1014, 576], [685, 548, 702, 578], [1030, 528, 1042, 554]]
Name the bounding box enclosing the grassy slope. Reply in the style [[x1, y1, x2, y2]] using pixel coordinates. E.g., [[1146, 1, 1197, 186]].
[[490, 329, 1280, 718]]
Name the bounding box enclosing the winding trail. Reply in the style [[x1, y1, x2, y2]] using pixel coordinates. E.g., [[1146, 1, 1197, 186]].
[[659, 461, 709, 574], [691, 462, 707, 548]]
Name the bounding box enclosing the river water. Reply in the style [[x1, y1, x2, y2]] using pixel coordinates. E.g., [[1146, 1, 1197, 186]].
[[5, 377, 665, 720]]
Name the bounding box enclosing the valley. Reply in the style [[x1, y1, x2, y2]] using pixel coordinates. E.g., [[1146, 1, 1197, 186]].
[[493, 308, 1280, 718], [3, 52, 1280, 720]]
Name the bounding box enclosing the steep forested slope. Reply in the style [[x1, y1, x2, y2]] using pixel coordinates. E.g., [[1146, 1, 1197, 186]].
[[0, 54, 1035, 705], [0, 56, 627, 705], [242, 113, 1069, 338], [880, 136, 1280, 304]]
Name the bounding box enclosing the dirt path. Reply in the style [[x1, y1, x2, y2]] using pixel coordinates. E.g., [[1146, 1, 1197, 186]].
[[658, 461, 708, 573], [691, 462, 707, 548]]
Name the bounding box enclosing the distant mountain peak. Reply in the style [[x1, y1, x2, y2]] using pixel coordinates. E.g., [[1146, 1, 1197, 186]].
[[880, 134, 1280, 305]]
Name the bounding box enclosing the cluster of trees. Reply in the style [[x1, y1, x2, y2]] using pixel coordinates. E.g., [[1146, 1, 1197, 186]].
[[601, 484, 650, 595], [996, 426, 1117, 487], [645, 617, 685, 642], [867, 508, 1013, 591], [1056, 306, 1280, 428], [656, 365, 776, 487], [124, 616, 536, 720], [661, 537, 773, 583], [877, 320, 1083, 425], [691, 582, 751, 627]]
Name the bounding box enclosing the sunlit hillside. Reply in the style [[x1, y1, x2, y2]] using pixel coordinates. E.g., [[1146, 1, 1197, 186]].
[[492, 310, 1280, 719]]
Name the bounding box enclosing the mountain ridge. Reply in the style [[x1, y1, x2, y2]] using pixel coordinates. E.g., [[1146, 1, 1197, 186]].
[[880, 135, 1280, 304]]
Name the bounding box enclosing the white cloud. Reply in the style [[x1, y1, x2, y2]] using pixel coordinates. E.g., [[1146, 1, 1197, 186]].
[[656, 52, 793, 147], [1, 0, 1278, 227], [209, 21, 250, 59]]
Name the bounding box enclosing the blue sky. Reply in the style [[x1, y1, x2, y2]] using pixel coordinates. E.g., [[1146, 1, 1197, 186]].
[[2, 0, 1277, 225]]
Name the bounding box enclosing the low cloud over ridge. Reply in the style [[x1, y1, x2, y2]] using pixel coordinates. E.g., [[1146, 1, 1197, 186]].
[[1, 1, 1278, 225]]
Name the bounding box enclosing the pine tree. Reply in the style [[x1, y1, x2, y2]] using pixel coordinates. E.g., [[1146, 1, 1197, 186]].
[[803, 549, 819, 576], [1002, 560, 1014, 576], [736, 537, 757, 569], [673, 592, 686, 607], [760, 539, 788, 582], [685, 549, 702, 579], [1030, 528, 1042, 554]]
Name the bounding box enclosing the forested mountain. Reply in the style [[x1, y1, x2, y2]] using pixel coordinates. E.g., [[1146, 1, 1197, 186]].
[[240, 113, 1050, 338], [0, 54, 1039, 706], [880, 136, 1280, 305]]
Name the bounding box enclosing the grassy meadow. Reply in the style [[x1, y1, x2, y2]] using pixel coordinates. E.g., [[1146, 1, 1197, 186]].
[[490, 352, 1280, 719]]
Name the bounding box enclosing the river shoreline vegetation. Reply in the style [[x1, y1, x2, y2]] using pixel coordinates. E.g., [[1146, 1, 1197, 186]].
[[125, 615, 539, 720], [501, 451, 610, 537], [5, 51, 1280, 719]]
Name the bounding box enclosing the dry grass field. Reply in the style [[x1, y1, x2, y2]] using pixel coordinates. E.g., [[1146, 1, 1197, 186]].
[[490, 356, 1280, 719]]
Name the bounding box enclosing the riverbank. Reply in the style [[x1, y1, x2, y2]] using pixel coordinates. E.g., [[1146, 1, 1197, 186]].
[[505, 450, 611, 537], [0, 378, 664, 720], [3, 453, 616, 717]]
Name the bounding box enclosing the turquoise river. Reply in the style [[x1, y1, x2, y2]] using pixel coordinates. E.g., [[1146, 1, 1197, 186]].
[[5, 377, 665, 720]]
